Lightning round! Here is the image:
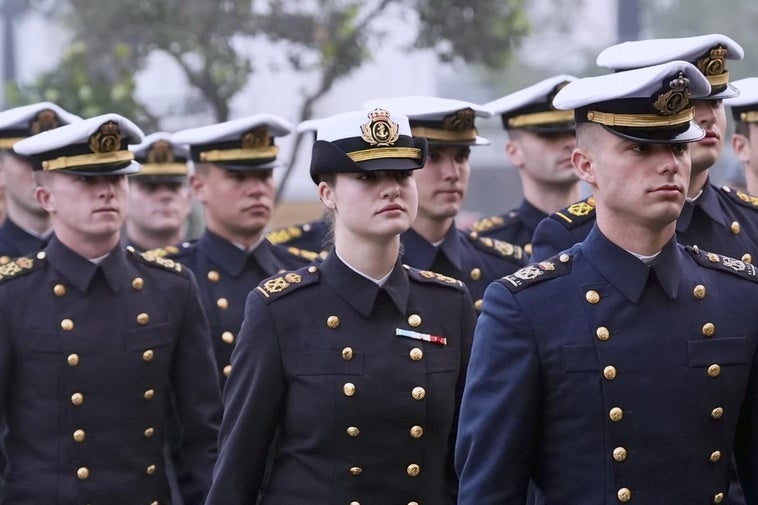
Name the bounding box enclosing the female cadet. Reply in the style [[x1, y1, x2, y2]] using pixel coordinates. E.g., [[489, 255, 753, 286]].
[[205, 108, 477, 505]]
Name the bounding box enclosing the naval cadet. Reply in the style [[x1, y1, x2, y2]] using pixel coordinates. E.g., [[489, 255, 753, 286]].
[[457, 60, 758, 505], [364, 96, 525, 312], [727, 77, 758, 196], [206, 108, 476, 505], [167, 114, 316, 386], [4, 113, 221, 505], [470, 75, 581, 255], [124, 132, 193, 251], [531, 34, 758, 264], [0, 102, 80, 260]]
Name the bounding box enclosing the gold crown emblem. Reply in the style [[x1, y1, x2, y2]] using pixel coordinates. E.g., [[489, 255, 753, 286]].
[[30, 109, 59, 135], [361, 108, 400, 146], [443, 108, 475, 131], [697, 45, 727, 77], [88, 121, 122, 154], [147, 140, 175, 164], [241, 127, 270, 149], [653, 72, 690, 115]]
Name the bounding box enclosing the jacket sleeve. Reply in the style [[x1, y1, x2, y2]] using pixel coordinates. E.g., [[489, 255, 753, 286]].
[[204, 290, 286, 505], [455, 281, 541, 505]]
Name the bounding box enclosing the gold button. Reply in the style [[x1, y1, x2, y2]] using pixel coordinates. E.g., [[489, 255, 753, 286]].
[[596, 327, 610, 341], [53, 284, 66, 296], [714, 492, 725, 504], [406, 463, 420, 477], [346, 426, 360, 437], [343, 383, 356, 396], [474, 299, 483, 311], [0, 256, 9, 265], [559, 253, 570, 263], [132, 277, 144, 290], [603, 366, 617, 380], [707, 364, 721, 377], [142, 350, 154, 362], [702, 323, 715, 337], [207, 270, 220, 282], [36, 251, 46, 259], [409, 502, 419, 505], [711, 407, 724, 419], [693, 284, 706, 299], [470, 268, 481, 281], [61, 318, 74, 331], [342, 347, 354, 361], [613, 446, 627, 461], [617, 487, 631, 502], [146, 464, 157, 475], [144, 427, 155, 438], [350, 502, 360, 505], [731, 221, 741, 234], [150, 501, 158, 505], [409, 425, 424, 439], [408, 314, 422, 327], [71, 392, 84, 406], [742, 253, 753, 264], [411, 387, 426, 400], [217, 298, 229, 310], [710, 450, 722, 463], [67, 354, 79, 367], [223, 365, 232, 377], [143, 389, 155, 400], [409, 348, 423, 361], [308, 265, 318, 273], [137, 313, 150, 325], [609, 407, 623, 422], [73, 429, 86, 442], [326, 315, 340, 329], [585, 290, 600, 304], [222, 331, 235, 344], [349, 466, 362, 475], [76, 467, 89, 480]]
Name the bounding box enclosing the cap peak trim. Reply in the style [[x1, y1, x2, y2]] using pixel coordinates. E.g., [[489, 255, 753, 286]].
[[42, 151, 135, 171], [586, 107, 694, 128], [136, 162, 188, 175], [411, 126, 478, 142], [199, 145, 279, 163], [507, 110, 574, 128], [347, 146, 422, 163], [739, 111, 758, 123], [0, 137, 26, 149]]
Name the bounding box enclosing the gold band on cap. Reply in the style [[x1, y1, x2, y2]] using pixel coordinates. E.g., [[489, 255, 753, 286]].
[[740, 111, 758, 123], [706, 71, 729, 89], [347, 146, 422, 163], [411, 126, 478, 143], [0, 137, 26, 150], [199, 146, 279, 163], [586, 107, 694, 128], [507, 110, 574, 128], [42, 151, 135, 171], [136, 162, 189, 176]]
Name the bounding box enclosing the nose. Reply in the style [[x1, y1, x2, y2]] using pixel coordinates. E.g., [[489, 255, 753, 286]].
[[440, 156, 462, 181], [694, 100, 716, 126], [381, 178, 401, 199]]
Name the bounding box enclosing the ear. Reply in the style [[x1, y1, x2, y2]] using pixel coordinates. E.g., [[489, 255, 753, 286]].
[[35, 184, 54, 213], [318, 181, 335, 210], [572, 147, 596, 185], [189, 173, 207, 203], [505, 140, 524, 169], [732, 134, 750, 164]]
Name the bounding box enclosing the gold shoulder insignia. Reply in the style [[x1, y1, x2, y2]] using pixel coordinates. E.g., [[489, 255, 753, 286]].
[[267, 226, 304, 245], [255, 267, 319, 303], [0, 256, 42, 283], [721, 186, 758, 210], [287, 246, 320, 262], [499, 256, 572, 293], [407, 267, 465, 289], [134, 249, 184, 274], [469, 233, 525, 262], [138, 245, 180, 258], [551, 196, 597, 228], [470, 215, 505, 233], [686, 246, 758, 282]]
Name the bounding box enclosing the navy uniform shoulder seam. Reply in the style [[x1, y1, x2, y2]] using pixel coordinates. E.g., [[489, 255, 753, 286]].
[[255, 265, 320, 304], [497, 254, 573, 293], [686, 245, 758, 282], [548, 196, 596, 229], [404, 265, 466, 290], [467, 232, 525, 262], [0, 255, 44, 284], [130, 247, 187, 275], [719, 186, 758, 212]]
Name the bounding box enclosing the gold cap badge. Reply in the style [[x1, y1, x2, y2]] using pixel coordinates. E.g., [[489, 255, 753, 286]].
[[360, 108, 400, 146]]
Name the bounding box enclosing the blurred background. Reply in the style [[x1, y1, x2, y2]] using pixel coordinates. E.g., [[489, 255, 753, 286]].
[[3, 0, 757, 229]]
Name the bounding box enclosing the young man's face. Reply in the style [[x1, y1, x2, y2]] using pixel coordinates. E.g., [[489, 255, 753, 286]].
[[414, 144, 471, 222], [507, 130, 578, 187], [690, 98, 727, 174], [127, 179, 192, 236], [0, 151, 48, 216]]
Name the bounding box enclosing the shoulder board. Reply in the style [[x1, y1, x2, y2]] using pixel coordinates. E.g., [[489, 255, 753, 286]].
[[0, 255, 44, 283], [254, 266, 320, 304], [549, 196, 596, 229], [497, 254, 573, 293], [267, 225, 306, 245], [136, 244, 184, 259], [404, 265, 466, 290], [470, 212, 516, 234], [131, 248, 186, 275], [285, 246, 323, 262], [686, 245, 758, 282], [468, 233, 524, 262], [719, 186, 758, 211]]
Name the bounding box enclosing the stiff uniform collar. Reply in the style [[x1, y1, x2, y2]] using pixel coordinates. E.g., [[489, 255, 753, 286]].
[[581, 225, 681, 302], [44, 235, 129, 293], [677, 180, 726, 231], [198, 229, 282, 277], [401, 224, 462, 271], [518, 199, 550, 233], [320, 252, 409, 317]]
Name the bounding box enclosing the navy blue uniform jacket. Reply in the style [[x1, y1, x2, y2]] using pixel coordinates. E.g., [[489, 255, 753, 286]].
[[0, 218, 49, 260], [206, 253, 476, 505], [0, 237, 221, 505], [470, 199, 548, 256], [456, 227, 758, 505]]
